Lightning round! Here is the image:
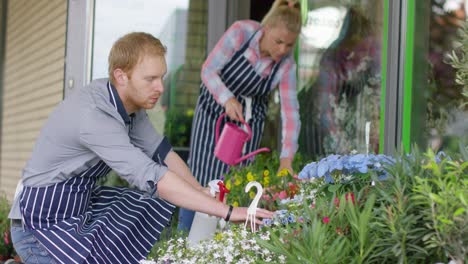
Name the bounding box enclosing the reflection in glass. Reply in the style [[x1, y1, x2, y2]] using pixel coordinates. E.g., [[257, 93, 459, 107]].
[[426, 0, 467, 152], [298, 2, 384, 159]]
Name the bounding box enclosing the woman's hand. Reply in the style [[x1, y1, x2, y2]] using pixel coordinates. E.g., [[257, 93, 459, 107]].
[[277, 157, 294, 175], [224, 97, 244, 122]]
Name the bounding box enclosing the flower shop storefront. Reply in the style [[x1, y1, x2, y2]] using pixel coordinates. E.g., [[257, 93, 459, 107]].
[[0, 0, 466, 262], [65, 0, 467, 162]]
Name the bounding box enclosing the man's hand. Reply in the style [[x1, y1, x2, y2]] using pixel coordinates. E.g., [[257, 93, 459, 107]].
[[224, 97, 244, 122]]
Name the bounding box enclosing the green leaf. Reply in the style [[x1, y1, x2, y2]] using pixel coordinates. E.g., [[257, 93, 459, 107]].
[[453, 207, 466, 216], [328, 184, 341, 192], [429, 193, 445, 204], [437, 217, 454, 225]]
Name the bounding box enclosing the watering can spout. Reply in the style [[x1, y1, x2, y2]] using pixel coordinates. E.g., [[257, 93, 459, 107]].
[[235, 147, 270, 164]]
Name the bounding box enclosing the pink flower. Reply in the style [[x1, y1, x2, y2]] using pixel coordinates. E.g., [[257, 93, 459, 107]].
[[345, 192, 356, 205], [334, 197, 340, 208], [322, 217, 330, 224], [278, 190, 288, 200], [4, 231, 10, 245]]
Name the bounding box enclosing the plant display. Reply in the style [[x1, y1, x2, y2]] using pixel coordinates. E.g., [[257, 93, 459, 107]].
[[263, 149, 467, 263], [223, 152, 304, 210], [144, 226, 285, 264], [143, 148, 466, 263]]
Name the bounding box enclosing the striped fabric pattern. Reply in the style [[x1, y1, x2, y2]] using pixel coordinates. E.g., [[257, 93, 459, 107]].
[[189, 31, 281, 187], [20, 160, 176, 263]]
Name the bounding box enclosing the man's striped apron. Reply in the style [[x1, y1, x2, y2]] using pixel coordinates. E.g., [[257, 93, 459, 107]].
[[19, 87, 176, 263], [189, 31, 281, 187]]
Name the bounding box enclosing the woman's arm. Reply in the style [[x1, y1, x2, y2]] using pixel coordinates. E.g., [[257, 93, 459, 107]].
[[277, 59, 300, 173]]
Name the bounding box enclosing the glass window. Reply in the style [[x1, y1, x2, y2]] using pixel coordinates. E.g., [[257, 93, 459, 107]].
[[424, 0, 467, 152], [92, 0, 207, 160], [298, 1, 384, 159]]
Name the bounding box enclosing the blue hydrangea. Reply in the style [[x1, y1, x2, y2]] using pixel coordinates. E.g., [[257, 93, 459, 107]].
[[298, 153, 395, 181]]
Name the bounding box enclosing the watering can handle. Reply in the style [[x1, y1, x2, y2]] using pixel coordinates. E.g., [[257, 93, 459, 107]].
[[215, 113, 252, 145]]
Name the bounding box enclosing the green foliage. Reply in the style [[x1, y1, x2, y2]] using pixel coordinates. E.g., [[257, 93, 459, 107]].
[[371, 148, 467, 263], [259, 192, 378, 264], [412, 150, 467, 262], [164, 108, 194, 147], [371, 150, 431, 263], [258, 148, 467, 263], [0, 193, 15, 257]]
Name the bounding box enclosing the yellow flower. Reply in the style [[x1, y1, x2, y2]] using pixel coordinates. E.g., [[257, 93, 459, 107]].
[[263, 176, 270, 186], [263, 170, 270, 177], [214, 232, 223, 241], [249, 191, 256, 199], [186, 109, 194, 117], [225, 180, 231, 190], [233, 201, 239, 207], [234, 177, 242, 186], [247, 172, 255, 182], [277, 168, 289, 177]]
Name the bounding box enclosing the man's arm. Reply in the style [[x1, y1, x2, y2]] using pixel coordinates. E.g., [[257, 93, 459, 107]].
[[164, 151, 204, 190], [157, 170, 273, 222]]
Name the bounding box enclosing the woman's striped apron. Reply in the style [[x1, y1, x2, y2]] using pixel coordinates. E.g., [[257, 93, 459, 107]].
[[19, 91, 176, 263], [189, 32, 282, 187]]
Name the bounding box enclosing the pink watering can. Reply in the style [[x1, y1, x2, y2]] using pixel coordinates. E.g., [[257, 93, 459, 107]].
[[214, 113, 270, 166]]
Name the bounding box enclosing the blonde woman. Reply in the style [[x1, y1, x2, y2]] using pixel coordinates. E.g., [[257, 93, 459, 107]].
[[180, 0, 302, 231]]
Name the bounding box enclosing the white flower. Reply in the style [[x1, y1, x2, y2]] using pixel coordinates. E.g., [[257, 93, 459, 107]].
[[259, 231, 270, 241]]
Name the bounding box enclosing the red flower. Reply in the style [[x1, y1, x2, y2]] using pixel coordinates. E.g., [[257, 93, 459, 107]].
[[322, 217, 330, 224], [288, 182, 299, 196]]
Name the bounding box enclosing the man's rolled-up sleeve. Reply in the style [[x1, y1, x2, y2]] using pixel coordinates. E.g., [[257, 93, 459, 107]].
[[79, 108, 168, 195]]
